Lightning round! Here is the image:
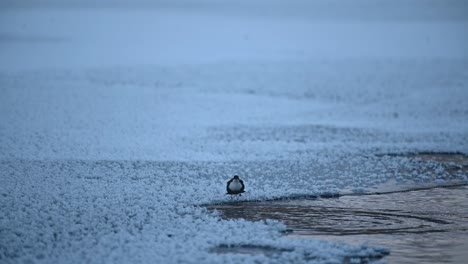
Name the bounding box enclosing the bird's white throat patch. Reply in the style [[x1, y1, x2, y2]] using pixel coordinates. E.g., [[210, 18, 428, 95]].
[[228, 179, 242, 191]]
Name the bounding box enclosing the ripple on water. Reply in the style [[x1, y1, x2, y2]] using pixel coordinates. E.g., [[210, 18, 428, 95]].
[[208, 185, 468, 263]]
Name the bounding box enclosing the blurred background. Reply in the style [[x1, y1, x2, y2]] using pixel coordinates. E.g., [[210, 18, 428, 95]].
[[1, 0, 467, 160]]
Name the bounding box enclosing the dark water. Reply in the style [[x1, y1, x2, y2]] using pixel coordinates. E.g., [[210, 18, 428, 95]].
[[209, 185, 468, 263]]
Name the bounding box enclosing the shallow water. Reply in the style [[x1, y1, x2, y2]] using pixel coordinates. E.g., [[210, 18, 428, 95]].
[[209, 185, 468, 263]]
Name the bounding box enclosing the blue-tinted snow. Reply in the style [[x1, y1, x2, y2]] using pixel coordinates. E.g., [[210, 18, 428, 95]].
[[1, 0, 467, 263]]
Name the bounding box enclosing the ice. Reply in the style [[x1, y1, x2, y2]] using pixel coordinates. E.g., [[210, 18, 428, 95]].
[[1, 160, 394, 263], [1, 0, 468, 263]]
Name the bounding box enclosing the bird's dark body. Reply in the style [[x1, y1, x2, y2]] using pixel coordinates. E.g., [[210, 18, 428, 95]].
[[226, 176, 245, 195]]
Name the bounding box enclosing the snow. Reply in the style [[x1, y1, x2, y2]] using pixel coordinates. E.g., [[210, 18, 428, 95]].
[[1, 0, 467, 263]]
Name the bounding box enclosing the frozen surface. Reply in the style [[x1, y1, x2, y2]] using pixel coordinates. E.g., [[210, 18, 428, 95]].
[[1, 0, 468, 263]]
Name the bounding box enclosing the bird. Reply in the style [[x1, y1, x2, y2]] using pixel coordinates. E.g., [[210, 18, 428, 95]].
[[226, 175, 245, 195]]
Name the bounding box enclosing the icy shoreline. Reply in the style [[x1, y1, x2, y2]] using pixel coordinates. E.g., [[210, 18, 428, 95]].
[[2, 0, 468, 262], [1, 159, 392, 263], [1, 59, 467, 262], [2, 152, 466, 263]]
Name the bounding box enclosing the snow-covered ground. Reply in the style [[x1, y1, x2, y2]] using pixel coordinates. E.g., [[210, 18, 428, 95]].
[[1, 0, 467, 263]]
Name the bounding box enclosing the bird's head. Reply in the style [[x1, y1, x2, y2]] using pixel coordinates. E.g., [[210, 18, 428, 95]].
[[233, 175, 239, 179]]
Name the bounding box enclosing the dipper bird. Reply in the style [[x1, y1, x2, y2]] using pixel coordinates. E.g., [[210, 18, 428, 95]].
[[226, 175, 245, 195]]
